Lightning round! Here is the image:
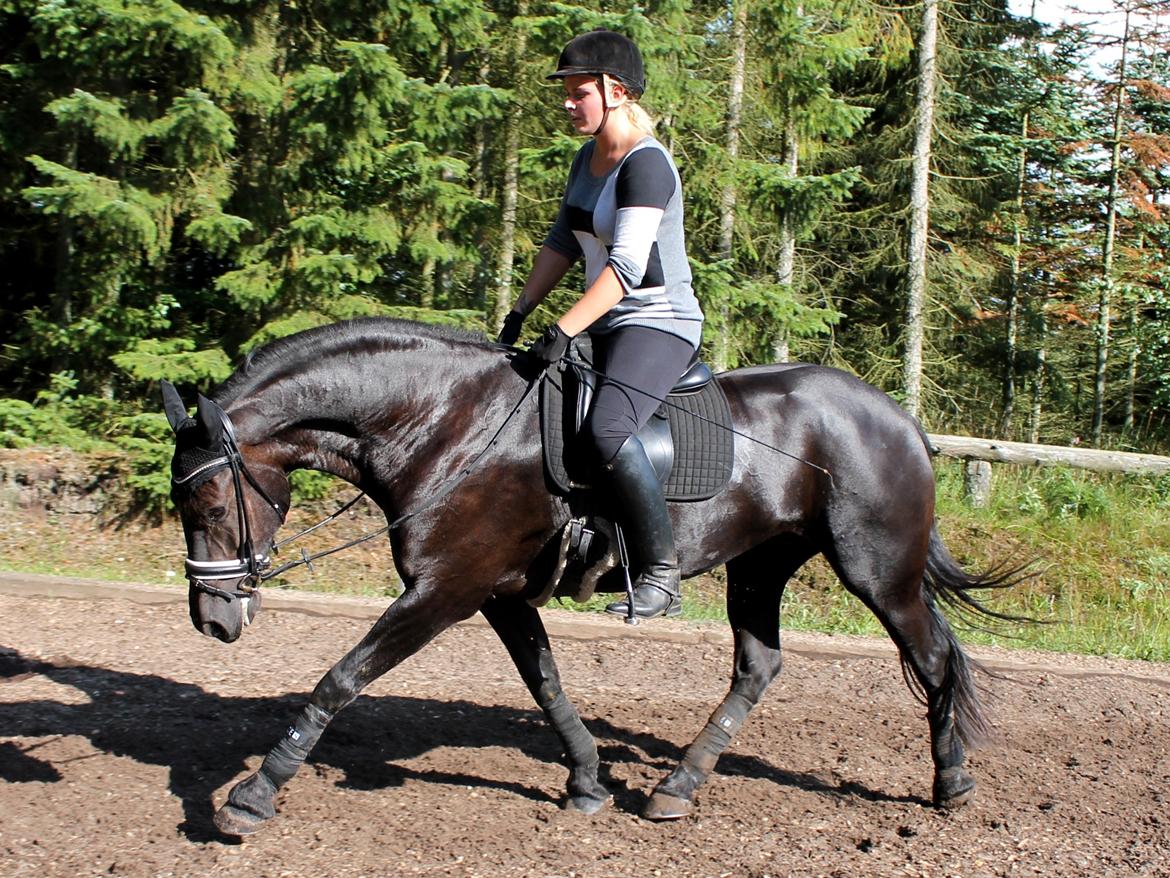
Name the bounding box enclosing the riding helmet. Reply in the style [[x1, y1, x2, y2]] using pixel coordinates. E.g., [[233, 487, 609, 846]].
[[547, 29, 646, 98]]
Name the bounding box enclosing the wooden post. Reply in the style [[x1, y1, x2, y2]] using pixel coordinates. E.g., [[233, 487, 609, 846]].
[[962, 460, 993, 508]]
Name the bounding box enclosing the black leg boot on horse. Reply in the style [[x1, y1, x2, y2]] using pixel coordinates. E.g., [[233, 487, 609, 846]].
[[602, 435, 682, 620]]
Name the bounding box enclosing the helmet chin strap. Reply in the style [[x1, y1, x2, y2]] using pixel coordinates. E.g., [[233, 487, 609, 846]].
[[591, 74, 613, 137]]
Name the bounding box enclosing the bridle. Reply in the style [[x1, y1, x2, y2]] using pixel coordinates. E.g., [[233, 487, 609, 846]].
[[173, 408, 285, 605]]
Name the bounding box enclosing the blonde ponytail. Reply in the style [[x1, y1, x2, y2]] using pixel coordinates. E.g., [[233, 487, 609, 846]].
[[601, 74, 657, 136], [625, 101, 656, 136]]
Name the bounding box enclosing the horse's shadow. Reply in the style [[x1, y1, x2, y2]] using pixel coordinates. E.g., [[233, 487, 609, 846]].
[[0, 647, 923, 842]]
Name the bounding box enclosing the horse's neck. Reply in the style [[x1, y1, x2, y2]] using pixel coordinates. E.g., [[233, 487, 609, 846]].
[[231, 342, 508, 497]]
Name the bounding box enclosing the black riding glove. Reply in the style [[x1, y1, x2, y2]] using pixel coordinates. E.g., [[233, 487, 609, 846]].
[[497, 310, 526, 346], [527, 324, 571, 366]]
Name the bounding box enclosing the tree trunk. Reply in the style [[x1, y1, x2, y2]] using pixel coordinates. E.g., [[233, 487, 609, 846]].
[[1000, 111, 1029, 438], [420, 249, 436, 309], [715, 0, 748, 372], [773, 117, 798, 364], [491, 2, 527, 332], [1125, 300, 1138, 431], [1029, 344, 1046, 444], [1092, 3, 1131, 444], [902, 0, 939, 420], [50, 133, 79, 375]]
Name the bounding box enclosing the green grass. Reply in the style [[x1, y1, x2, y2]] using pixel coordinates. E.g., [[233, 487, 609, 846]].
[[561, 463, 1170, 661], [932, 463, 1170, 661]]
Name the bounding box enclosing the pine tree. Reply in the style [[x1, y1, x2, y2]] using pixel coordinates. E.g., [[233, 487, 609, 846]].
[[824, 0, 1048, 428], [3, 0, 239, 395], [1114, 20, 1170, 434], [989, 21, 1100, 441], [680, 0, 875, 370]]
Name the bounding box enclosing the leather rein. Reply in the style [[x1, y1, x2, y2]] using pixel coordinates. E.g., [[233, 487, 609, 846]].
[[178, 345, 830, 603]]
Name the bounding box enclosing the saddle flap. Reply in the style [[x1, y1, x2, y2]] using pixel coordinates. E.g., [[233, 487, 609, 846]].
[[540, 352, 734, 502]]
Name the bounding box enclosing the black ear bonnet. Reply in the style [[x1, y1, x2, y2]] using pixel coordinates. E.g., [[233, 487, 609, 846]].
[[171, 425, 229, 492], [161, 380, 231, 492]]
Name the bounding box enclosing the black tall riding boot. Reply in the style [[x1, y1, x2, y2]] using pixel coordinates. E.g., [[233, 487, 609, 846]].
[[602, 436, 682, 619]]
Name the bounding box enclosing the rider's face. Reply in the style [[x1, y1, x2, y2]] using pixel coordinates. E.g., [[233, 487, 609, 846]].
[[562, 74, 608, 133]]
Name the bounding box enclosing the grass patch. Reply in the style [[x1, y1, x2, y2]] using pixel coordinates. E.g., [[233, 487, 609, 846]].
[[927, 462, 1170, 661], [662, 463, 1170, 661]]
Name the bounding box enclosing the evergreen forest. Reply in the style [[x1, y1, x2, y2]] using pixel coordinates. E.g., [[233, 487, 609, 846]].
[[2, 0, 1169, 457]]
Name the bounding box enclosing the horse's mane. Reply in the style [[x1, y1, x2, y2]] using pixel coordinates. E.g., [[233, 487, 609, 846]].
[[212, 317, 490, 405]]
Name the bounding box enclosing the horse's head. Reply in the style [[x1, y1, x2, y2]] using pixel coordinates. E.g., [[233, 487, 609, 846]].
[[161, 381, 290, 643]]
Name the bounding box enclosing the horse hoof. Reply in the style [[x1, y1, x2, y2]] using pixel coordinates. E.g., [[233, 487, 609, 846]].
[[642, 791, 694, 821], [564, 789, 612, 815], [213, 803, 270, 836], [933, 769, 976, 810]]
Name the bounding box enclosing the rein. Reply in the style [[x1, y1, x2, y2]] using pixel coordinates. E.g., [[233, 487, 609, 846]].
[[183, 341, 829, 596]]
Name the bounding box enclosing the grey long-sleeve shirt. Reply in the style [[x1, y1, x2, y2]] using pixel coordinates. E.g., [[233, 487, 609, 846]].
[[544, 136, 704, 347]]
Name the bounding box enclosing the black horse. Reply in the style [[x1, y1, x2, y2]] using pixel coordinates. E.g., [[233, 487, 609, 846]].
[[162, 317, 1016, 835]]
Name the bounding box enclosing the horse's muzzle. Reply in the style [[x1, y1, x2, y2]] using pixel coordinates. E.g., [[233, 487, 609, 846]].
[[189, 579, 262, 642]]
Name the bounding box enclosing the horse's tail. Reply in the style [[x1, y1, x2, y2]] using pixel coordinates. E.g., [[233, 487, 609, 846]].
[[906, 525, 1031, 745], [912, 418, 1033, 626]]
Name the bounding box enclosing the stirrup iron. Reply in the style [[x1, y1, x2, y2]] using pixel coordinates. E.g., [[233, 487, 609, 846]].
[[615, 524, 639, 626]]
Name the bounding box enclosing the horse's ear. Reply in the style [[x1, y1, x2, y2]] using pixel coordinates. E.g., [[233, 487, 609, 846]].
[[160, 380, 192, 434], [196, 394, 226, 449]]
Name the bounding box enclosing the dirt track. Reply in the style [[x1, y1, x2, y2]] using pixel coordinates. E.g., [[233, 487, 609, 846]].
[[1, 574, 1169, 878]]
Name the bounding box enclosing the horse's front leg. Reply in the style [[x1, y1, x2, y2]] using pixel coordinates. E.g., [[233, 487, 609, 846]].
[[214, 584, 479, 835], [644, 549, 787, 820], [480, 595, 611, 813]]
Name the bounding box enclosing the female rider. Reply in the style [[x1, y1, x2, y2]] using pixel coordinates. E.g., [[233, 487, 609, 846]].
[[497, 29, 705, 620]]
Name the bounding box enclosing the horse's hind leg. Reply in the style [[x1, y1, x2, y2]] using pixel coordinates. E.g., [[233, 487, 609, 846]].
[[892, 597, 984, 808], [480, 596, 611, 813], [644, 539, 809, 820], [826, 547, 984, 809], [214, 584, 481, 835]]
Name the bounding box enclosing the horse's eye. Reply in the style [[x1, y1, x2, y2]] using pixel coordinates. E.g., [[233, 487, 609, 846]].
[[206, 506, 227, 523]]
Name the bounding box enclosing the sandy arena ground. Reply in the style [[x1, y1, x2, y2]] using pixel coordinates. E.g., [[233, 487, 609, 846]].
[[1, 574, 1168, 877]]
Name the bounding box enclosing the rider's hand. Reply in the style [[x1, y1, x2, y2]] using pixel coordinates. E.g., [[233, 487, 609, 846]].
[[527, 324, 571, 366], [497, 310, 526, 346]]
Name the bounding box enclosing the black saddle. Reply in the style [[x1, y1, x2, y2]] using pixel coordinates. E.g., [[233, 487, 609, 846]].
[[539, 338, 734, 502]]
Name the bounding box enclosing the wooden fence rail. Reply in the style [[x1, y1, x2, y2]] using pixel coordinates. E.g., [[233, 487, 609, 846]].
[[926, 434, 1170, 476], [925, 434, 1170, 506]]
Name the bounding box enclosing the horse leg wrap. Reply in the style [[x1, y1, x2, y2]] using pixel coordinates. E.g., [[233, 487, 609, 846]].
[[927, 688, 964, 772], [542, 692, 608, 809], [656, 693, 752, 800], [927, 688, 975, 807], [542, 692, 599, 770], [224, 702, 334, 823], [259, 703, 335, 788]]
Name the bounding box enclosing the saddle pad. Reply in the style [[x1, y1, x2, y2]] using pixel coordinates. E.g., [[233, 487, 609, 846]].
[[540, 367, 734, 502]]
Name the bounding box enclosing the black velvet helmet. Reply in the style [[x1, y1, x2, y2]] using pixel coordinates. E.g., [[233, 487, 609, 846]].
[[547, 29, 646, 98]]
